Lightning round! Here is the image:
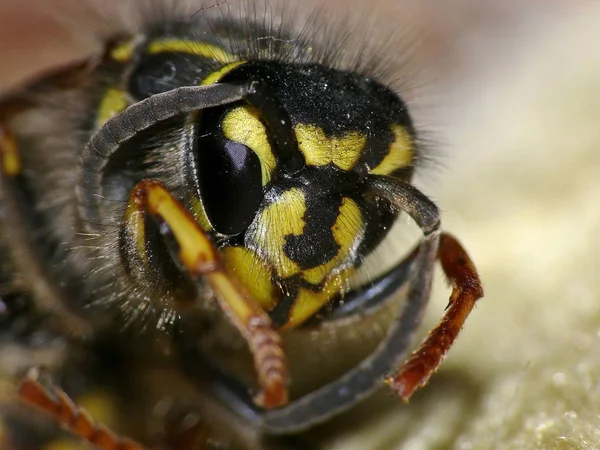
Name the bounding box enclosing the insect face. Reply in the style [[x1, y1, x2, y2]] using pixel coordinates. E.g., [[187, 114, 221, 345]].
[[132, 59, 417, 331]]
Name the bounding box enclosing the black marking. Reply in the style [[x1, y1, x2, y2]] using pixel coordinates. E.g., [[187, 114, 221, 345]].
[[243, 81, 304, 173], [357, 78, 416, 173], [350, 189, 397, 259], [283, 194, 342, 270]]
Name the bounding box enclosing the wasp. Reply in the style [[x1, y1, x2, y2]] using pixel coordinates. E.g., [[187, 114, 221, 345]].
[[0, 1, 483, 448]]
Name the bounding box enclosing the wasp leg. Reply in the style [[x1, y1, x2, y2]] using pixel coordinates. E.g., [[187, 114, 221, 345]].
[[126, 180, 289, 409], [0, 125, 91, 336], [385, 232, 484, 400], [367, 176, 483, 400], [18, 369, 146, 450]]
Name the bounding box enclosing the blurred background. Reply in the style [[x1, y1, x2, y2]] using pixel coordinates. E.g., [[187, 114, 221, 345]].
[[1, 1, 599, 449]]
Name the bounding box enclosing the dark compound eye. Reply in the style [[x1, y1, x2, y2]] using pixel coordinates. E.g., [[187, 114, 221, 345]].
[[196, 106, 263, 235]]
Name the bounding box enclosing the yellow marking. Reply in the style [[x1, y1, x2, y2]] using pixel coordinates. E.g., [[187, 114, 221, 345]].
[[124, 197, 147, 265], [249, 188, 305, 278], [190, 196, 214, 232], [96, 88, 128, 129], [0, 127, 21, 175], [286, 288, 330, 329], [248, 194, 364, 326], [148, 39, 234, 63], [222, 246, 279, 311], [201, 61, 245, 85], [332, 197, 364, 256], [302, 197, 363, 284], [222, 106, 277, 185], [181, 114, 214, 233], [284, 268, 354, 329], [110, 39, 136, 62], [278, 197, 363, 328], [295, 124, 365, 171], [370, 125, 413, 175]]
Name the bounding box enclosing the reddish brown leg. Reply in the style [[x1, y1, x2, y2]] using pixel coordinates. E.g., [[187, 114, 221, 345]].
[[385, 232, 484, 401], [18, 370, 147, 450], [127, 180, 289, 408]]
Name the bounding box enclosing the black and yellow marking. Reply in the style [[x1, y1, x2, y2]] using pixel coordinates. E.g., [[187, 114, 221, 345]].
[[110, 36, 237, 63], [109, 39, 136, 63], [370, 125, 414, 175], [295, 124, 365, 171], [246, 188, 306, 279], [98, 37, 248, 134], [224, 187, 365, 327], [201, 61, 245, 85], [287, 271, 354, 329], [222, 246, 280, 311]]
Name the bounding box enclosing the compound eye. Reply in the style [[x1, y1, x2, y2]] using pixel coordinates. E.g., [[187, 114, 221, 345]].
[[196, 107, 263, 235]]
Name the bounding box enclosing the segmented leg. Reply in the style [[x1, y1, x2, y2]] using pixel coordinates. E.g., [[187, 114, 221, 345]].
[[18, 369, 147, 450], [127, 180, 289, 408], [385, 232, 484, 400]]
